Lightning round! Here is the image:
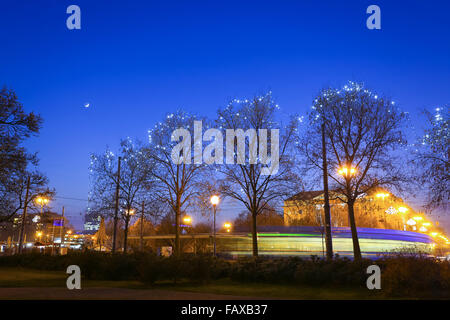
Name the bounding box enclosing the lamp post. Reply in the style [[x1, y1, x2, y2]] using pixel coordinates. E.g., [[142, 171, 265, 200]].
[[376, 192, 389, 228], [35, 196, 49, 216], [35, 196, 49, 232], [337, 165, 361, 259], [123, 208, 135, 253], [398, 206, 408, 231], [223, 222, 232, 233], [210, 195, 220, 257]]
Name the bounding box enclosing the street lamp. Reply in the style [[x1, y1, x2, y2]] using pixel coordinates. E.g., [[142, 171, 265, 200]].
[[35, 196, 49, 215], [376, 192, 390, 227], [398, 206, 408, 213], [430, 232, 439, 237], [398, 206, 408, 231], [337, 166, 357, 177], [183, 216, 192, 225], [210, 195, 220, 257], [35, 196, 49, 232], [223, 222, 232, 233], [406, 218, 417, 230]]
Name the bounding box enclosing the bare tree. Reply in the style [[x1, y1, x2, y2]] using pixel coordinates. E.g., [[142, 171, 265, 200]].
[[89, 138, 158, 253], [413, 106, 449, 211], [146, 111, 206, 255], [300, 81, 408, 260], [215, 93, 301, 256], [0, 87, 46, 222], [0, 169, 54, 223]]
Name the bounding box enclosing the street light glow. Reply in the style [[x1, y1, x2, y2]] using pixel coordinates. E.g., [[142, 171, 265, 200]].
[[398, 207, 408, 213], [210, 195, 220, 206], [337, 166, 357, 177], [376, 193, 389, 199], [35, 196, 49, 205], [183, 216, 192, 224]]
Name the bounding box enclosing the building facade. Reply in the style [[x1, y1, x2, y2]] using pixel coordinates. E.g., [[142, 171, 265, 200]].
[[84, 212, 102, 231], [283, 189, 421, 231]]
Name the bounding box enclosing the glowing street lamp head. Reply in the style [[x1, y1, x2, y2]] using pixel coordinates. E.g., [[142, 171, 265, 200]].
[[398, 207, 408, 213], [210, 195, 220, 206], [224, 222, 231, 229], [412, 216, 423, 221], [376, 193, 389, 199], [338, 166, 357, 177], [183, 216, 192, 224], [35, 196, 49, 205]]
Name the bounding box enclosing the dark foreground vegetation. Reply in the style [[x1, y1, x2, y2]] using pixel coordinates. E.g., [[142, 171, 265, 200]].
[[0, 252, 449, 299]]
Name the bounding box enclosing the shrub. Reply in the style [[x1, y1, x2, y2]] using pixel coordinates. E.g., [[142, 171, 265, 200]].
[[1, 251, 449, 298], [379, 254, 450, 298]]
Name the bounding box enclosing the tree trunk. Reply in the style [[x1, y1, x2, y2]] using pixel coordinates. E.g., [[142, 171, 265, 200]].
[[140, 201, 144, 251], [123, 216, 130, 253], [175, 198, 181, 256], [251, 210, 258, 257], [112, 157, 121, 254], [321, 123, 333, 260], [347, 201, 362, 260]]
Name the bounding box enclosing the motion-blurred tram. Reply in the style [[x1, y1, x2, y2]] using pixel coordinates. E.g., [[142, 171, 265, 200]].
[[217, 226, 434, 258]]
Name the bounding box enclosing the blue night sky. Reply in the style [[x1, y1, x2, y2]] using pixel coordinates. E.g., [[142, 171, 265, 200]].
[[1, 1, 449, 230]]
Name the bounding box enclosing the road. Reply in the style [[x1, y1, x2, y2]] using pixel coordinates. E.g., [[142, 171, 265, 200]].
[[0, 287, 265, 300]]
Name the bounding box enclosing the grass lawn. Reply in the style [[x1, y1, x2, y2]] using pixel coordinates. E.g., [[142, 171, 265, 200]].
[[0, 267, 382, 299], [156, 279, 381, 299]]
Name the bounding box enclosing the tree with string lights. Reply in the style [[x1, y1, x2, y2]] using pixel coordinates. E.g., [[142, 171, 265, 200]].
[[89, 138, 158, 253], [215, 93, 301, 257], [413, 106, 449, 211], [145, 111, 207, 256], [299, 82, 408, 260]]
